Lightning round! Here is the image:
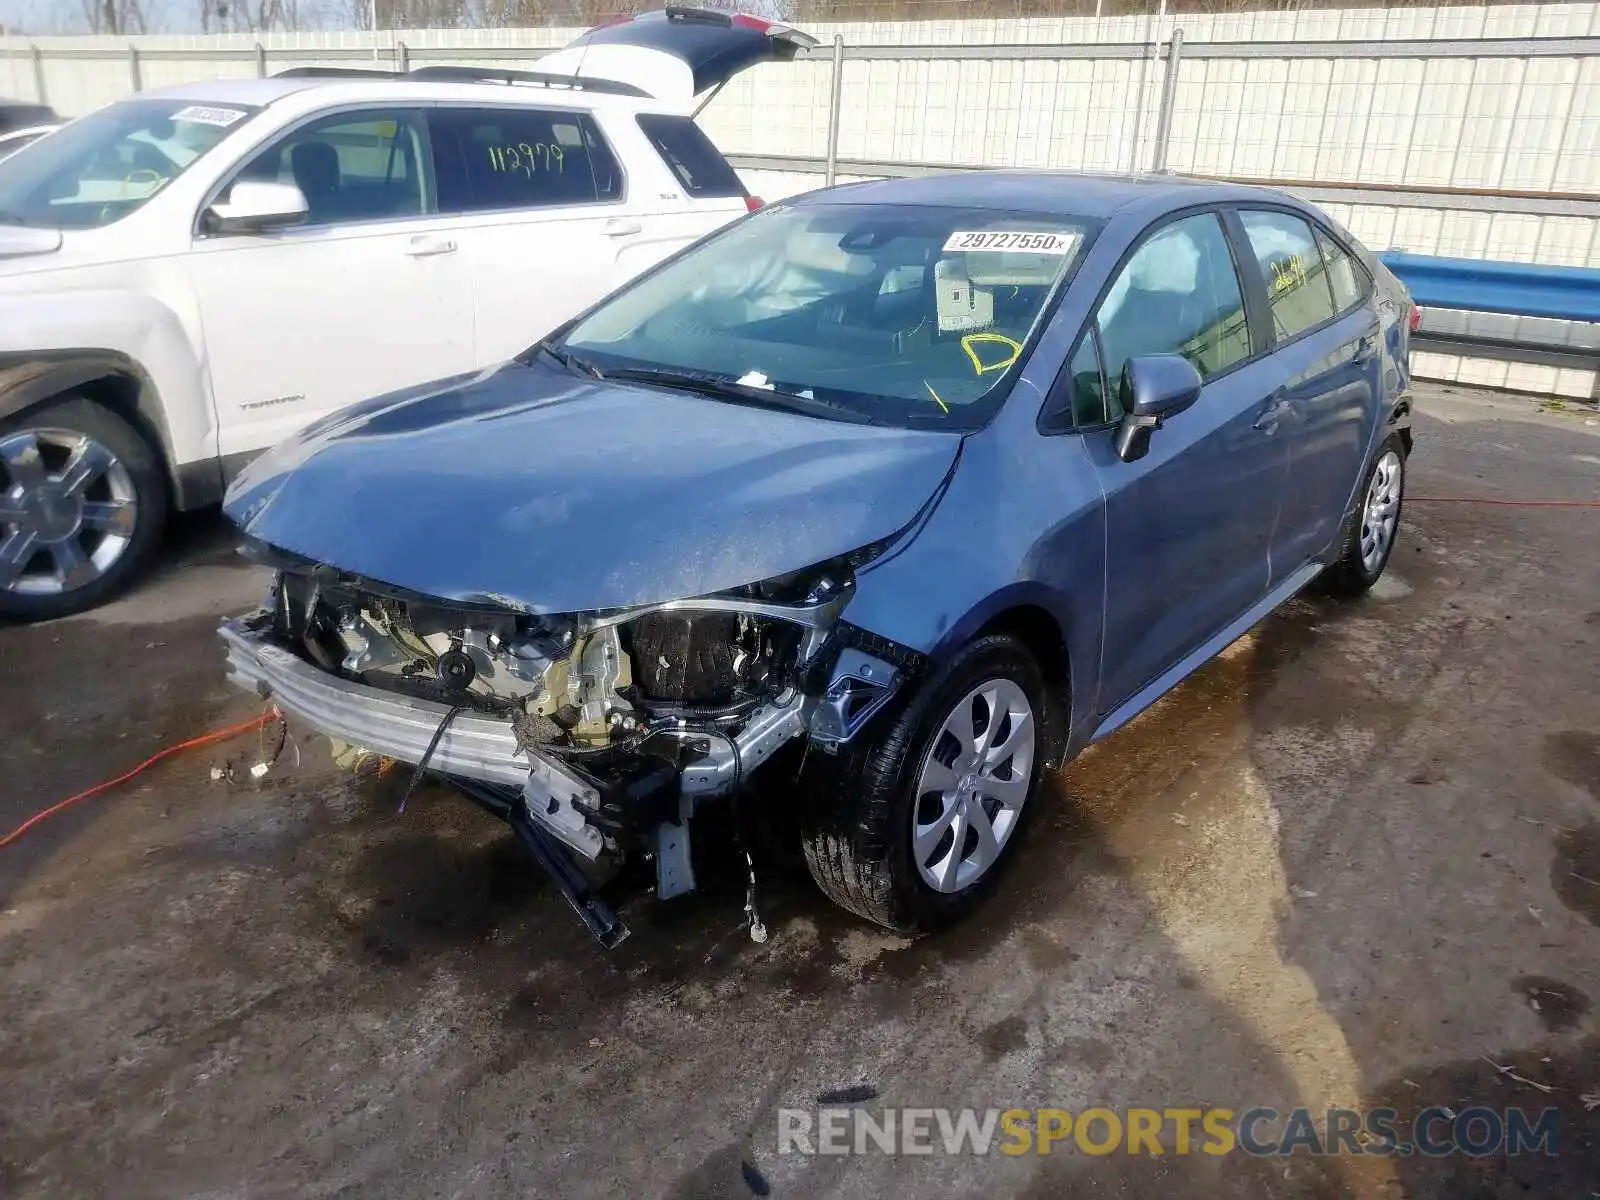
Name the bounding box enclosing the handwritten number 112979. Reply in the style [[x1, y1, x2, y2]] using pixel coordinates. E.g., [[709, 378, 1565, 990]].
[[487, 143, 566, 177]]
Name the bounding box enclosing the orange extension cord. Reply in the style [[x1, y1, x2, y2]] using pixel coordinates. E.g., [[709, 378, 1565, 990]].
[[0, 711, 278, 850], [1409, 496, 1600, 508]]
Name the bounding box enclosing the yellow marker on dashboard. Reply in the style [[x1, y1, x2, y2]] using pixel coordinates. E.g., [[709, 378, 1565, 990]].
[[960, 332, 1023, 376]]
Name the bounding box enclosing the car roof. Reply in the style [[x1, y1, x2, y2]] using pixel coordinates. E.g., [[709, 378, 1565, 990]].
[[137, 75, 652, 113], [799, 170, 1296, 220]]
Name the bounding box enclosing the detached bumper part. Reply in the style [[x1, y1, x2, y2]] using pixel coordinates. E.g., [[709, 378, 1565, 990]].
[[221, 615, 535, 787], [809, 648, 902, 745]]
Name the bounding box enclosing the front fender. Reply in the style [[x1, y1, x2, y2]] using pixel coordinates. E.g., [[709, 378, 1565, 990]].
[[839, 426, 1106, 750], [0, 289, 216, 505]]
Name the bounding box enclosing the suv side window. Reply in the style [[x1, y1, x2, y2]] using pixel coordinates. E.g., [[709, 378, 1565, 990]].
[[428, 107, 622, 213], [1239, 210, 1338, 340], [1095, 211, 1250, 419], [1315, 228, 1370, 315], [232, 109, 430, 227], [635, 114, 746, 199]]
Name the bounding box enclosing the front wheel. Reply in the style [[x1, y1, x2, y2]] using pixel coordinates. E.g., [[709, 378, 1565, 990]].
[[1319, 434, 1406, 598], [0, 396, 167, 621], [801, 634, 1062, 932]]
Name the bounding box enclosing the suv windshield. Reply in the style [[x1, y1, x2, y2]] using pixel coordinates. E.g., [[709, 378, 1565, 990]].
[[557, 202, 1097, 430], [0, 98, 258, 230]]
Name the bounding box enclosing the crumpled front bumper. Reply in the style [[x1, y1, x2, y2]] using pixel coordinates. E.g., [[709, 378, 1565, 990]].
[[220, 614, 533, 788]]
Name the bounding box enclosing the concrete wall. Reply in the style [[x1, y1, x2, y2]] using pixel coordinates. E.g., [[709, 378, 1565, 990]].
[[3, 4, 1597, 397]]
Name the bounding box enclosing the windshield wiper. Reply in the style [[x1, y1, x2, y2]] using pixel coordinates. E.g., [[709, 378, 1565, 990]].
[[535, 340, 603, 380], [600, 366, 890, 427]]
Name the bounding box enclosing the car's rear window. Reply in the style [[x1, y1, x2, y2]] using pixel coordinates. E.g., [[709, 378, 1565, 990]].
[[636, 114, 745, 199]]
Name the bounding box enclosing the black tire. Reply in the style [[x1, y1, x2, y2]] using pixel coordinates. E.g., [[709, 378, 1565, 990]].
[[800, 634, 1064, 933], [1319, 432, 1407, 599], [0, 395, 167, 621]]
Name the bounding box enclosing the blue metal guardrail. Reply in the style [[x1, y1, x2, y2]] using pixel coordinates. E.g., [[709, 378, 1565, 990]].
[[1377, 253, 1600, 324]]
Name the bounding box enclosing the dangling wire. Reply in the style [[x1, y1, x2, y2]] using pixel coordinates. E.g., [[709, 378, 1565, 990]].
[[717, 730, 766, 943], [397, 704, 466, 815]]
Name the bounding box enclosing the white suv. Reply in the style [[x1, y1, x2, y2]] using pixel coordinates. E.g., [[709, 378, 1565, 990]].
[[0, 8, 813, 619]]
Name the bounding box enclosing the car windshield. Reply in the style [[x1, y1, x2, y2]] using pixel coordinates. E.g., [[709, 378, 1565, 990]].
[[556, 202, 1098, 430], [0, 98, 258, 230]]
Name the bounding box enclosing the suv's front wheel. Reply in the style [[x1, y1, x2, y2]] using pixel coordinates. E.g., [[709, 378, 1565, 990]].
[[0, 395, 167, 621]]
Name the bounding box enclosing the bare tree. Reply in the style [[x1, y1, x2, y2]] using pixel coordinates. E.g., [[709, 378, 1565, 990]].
[[81, 0, 147, 34]]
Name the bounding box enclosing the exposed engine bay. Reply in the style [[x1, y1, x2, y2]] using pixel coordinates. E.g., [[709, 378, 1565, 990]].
[[278, 570, 809, 751], [226, 551, 924, 944]]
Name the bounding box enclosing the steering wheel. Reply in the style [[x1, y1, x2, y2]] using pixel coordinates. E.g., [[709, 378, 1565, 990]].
[[960, 332, 1023, 377], [126, 139, 179, 176], [98, 168, 165, 222]]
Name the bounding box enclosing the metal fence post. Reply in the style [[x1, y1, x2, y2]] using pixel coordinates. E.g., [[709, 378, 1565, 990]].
[[128, 43, 142, 93], [1152, 28, 1183, 172], [824, 34, 844, 187], [255, 42, 267, 78], [397, 40, 409, 73], [30, 44, 47, 105]]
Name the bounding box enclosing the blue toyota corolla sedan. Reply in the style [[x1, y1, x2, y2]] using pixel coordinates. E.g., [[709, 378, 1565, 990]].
[[220, 172, 1414, 945]]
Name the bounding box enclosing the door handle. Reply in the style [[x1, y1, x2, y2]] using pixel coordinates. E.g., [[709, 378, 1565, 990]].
[[1354, 334, 1378, 362], [1253, 396, 1292, 433], [603, 218, 643, 238], [405, 234, 457, 257]]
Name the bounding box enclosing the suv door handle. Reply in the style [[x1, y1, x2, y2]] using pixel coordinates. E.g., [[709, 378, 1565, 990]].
[[604, 218, 643, 238], [405, 234, 457, 257], [1354, 334, 1378, 361], [1253, 396, 1292, 433]]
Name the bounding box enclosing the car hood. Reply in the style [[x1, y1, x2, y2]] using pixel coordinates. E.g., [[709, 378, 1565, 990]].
[[225, 360, 961, 614]]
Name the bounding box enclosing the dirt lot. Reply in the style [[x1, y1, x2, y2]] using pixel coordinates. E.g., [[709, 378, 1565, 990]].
[[1, 384, 1596, 1199]]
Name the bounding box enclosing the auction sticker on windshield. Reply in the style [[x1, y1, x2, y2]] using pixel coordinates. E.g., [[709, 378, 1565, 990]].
[[943, 230, 1080, 254], [173, 105, 248, 128]]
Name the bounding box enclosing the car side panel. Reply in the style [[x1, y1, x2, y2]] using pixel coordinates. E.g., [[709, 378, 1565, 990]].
[[843, 402, 1108, 749], [1263, 304, 1379, 581], [1087, 353, 1288, 714], [185, 216, 478, 457]]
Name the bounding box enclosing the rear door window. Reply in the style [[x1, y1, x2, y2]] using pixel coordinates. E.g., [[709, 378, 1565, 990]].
[[1239, 210, 1339, 341], [428, 107, 622, 213], [1315, 228, 1370, 315], [636, 114, 745, 199]]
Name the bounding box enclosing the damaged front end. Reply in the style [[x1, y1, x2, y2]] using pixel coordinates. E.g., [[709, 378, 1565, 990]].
[[221, 546, 923, 944]]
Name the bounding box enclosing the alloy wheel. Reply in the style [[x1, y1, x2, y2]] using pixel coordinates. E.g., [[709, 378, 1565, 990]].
[[1359, 449, 1403, 575], [911, 677, 1036, 894], [0, 428, 139, 597]]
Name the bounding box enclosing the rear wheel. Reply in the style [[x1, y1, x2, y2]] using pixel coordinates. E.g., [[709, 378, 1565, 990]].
[[801, 634, 1061, 932], [1319, 434, 1406, 598], [0, 396, 167, 621]]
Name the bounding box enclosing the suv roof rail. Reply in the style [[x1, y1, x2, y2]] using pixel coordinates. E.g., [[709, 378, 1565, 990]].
[[274, 66, 404, 79], [271, 62, 652, 98], [405, 66, 651, 98]]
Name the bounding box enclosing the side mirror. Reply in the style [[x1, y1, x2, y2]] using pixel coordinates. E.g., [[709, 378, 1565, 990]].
[[1113, 354, 1203, 463], [204, 180, 308, 234]]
